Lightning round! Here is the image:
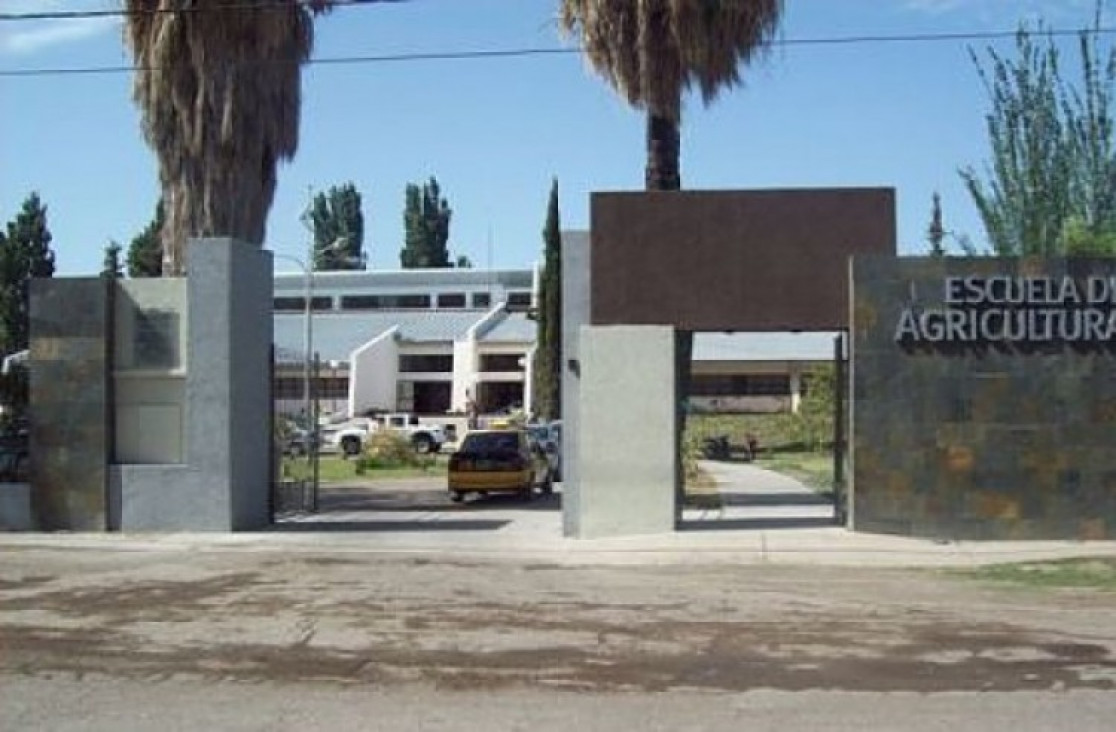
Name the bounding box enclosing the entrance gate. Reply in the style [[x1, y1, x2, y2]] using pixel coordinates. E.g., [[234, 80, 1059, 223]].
[[563, 188, 895, 538]]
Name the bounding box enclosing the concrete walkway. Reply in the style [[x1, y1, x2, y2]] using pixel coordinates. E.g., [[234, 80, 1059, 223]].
[[3, 462, 1114, 567], [684, 460, 837, 530]]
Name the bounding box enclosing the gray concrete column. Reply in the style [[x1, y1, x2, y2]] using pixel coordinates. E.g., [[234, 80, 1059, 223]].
[[116, 238, 272, 530], [560, 231, 590, 537], [574, 325, 678, 538]]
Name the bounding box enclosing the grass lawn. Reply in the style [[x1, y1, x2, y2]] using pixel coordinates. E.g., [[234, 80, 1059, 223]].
[[281, 453, 448, 483], [953, 558, 1116, 591], [756, 451, 836, 494], [687, 413, 838, 494]]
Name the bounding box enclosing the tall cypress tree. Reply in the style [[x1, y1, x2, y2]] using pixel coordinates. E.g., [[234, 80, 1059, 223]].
[[532, 179, 562, 421], [0, 192, 56, 355], [102, 241, 124, 278], [127, 200, 164, 278]]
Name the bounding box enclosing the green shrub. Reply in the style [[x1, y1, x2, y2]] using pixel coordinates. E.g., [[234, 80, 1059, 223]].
[[791, 364, 835, 452], [354, 431, 435, 474]]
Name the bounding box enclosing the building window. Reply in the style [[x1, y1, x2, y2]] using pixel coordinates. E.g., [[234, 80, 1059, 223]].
[[274, 296, 332, 312], [691, 374, 791, 397], [506, 291, 533, 309], [472, 292, 491, 309], [437, 293, 466, 308], [318, 376, 348, 400], [340, 294, 431, 310], [399, 354, 454, 373], [274, 377, 303, 399], [480, 353, 524, 372]]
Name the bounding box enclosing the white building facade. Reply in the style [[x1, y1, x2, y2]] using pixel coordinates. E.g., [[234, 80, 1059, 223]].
[[273, 268, 537, 419], [272, 266, 835, 420]]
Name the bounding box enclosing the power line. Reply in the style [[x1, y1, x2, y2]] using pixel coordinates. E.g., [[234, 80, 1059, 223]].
[[3, 25, 1116, 79], [0, 0, 409, 22]]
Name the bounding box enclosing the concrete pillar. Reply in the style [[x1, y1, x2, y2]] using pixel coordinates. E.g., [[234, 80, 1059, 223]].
[[560, 231, 590, 537], [114, 238, 272, 530], [789, 367, 803, 414], [29, 278, 112, 531], [575, 325, 678, 538]]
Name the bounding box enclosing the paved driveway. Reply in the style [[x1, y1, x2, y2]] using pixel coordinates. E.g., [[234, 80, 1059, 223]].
[[279, 460, 830, 537], [260, 464, 1116, 567]]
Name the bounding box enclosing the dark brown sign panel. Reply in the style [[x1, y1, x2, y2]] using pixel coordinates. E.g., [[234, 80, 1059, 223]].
[[590, 188, 896, 331]]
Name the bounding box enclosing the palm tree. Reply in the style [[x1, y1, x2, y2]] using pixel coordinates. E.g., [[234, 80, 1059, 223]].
[[124, 1, 331, 274], [559, 0, 783, 190]]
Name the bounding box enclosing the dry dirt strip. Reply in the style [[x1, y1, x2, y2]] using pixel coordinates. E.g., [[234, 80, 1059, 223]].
[[1, 549, 1113, 694]]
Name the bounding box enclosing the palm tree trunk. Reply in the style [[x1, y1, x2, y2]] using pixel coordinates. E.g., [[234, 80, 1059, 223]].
[[645, 103, 687, 524], [645, 113, 681, 191]]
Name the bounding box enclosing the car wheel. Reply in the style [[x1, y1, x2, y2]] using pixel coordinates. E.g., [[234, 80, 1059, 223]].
[[519, 477, 534, 501], [412, 433, 433, 454], [340, 436, 361, 457], [450, 491, 465, 503]]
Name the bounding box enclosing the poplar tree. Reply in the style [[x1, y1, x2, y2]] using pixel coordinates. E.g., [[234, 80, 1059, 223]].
[[963, 6, 1116, 255], [401, 177, 452, 268], [309, 183, 366, 270]]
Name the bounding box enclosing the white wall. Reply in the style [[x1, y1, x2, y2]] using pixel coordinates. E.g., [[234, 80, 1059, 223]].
[[451, 305, 507, 412], [349, 327, 399, 416], [451, 337, 476, 413], [114, 279, 188, 464]]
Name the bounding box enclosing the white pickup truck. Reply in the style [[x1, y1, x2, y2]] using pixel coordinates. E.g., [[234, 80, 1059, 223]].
[[321, 413, 448, 457]]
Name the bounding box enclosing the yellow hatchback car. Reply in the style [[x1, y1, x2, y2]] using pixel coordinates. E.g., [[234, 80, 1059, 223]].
[[448, 429, 553, 503]]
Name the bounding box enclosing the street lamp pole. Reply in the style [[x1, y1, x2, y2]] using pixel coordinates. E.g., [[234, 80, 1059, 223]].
[[275, 235, 350, 427]]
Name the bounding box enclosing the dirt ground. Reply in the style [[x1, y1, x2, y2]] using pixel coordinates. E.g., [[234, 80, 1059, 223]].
[[1, 543, 1113, 695]]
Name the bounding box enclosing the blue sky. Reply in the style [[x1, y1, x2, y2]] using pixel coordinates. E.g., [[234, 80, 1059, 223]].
[[0, 0, 1109, 275]]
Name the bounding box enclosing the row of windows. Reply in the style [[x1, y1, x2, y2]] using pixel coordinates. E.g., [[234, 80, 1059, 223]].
[[278, 352, 527, 379], [272, 290, 532, 312], [273, 376, 349, 400], [277, 372, 792, 401], [691, 374, 791, 397], [398, 354, 526, 373], [399, 354, 454, 373], [480, 353, 524, 372]]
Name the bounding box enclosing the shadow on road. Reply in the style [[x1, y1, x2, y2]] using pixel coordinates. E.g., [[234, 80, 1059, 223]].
[[719, 491, 833, 507], [269, 519, 511, 533], [681, 516, 838, 532]]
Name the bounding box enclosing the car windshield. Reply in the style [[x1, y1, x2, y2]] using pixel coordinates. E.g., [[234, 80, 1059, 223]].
[[461, 432, 521, 454]]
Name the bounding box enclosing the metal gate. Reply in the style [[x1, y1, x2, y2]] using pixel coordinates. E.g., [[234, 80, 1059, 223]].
[[833, 332, 849, 526], [270, 347, 320, 519]]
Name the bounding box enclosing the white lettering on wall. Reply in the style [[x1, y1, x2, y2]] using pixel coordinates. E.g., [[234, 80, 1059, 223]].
[[894, 275, 1116, 346]]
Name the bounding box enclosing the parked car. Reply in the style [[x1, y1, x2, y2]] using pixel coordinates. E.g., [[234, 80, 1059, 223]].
[[281, 427, 316, 457], [526, 421, 561, 482], [0, 419, 28, 483], [321, 414, 447, 457], [448, 428, 553, 503], [547, 420, 562, 481]]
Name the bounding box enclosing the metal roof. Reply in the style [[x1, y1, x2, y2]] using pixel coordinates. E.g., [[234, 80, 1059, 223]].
[[275, 313, 835, 365], [273, 267, 533, 294], [692, 332, 838, 362], [479, 313, 536, 343], [274, 310, 490, 362]]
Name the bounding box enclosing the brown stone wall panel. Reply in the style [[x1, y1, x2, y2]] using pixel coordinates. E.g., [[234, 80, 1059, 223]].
[[591, 189, 896, 331], [29, 278, 111, 531], [852, 257, 1116, 540]]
